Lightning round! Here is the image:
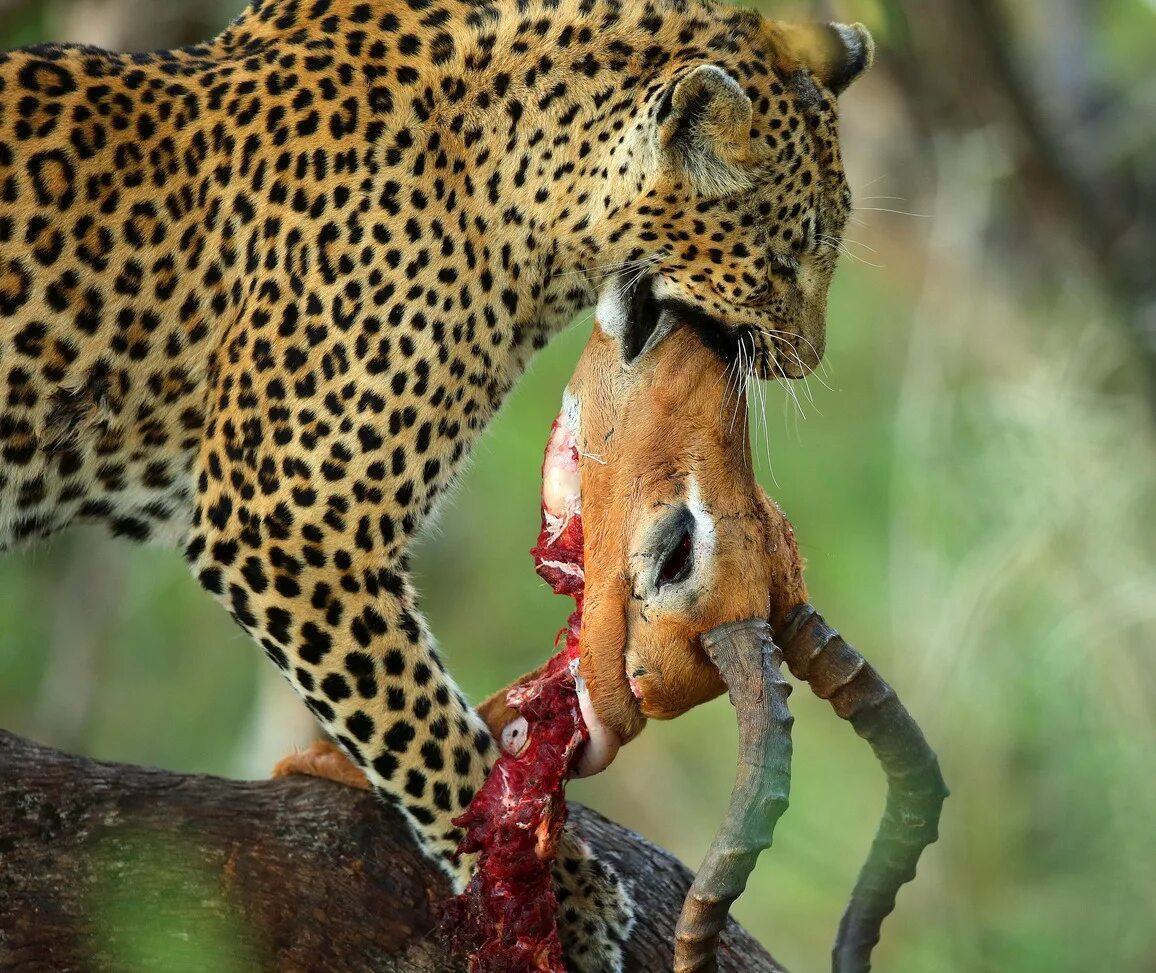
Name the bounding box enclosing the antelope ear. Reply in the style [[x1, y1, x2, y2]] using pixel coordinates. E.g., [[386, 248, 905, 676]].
[[780, 21, 875, 95], [657, 64, 753, 193]]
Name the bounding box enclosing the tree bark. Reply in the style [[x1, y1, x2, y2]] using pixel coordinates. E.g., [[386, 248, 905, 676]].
[[0, 731, 785, 973]]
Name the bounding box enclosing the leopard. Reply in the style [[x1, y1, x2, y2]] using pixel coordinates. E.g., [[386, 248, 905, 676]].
[[0, 0, 872, 967]]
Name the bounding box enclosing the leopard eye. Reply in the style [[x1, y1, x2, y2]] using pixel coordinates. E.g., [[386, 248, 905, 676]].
[[771, 253, 800, 279]]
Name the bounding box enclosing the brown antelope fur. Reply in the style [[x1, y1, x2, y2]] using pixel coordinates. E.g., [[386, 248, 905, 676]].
[[0, 0, 870, 966], [470, 322, 807, 740], [566, 325, 807, 743]]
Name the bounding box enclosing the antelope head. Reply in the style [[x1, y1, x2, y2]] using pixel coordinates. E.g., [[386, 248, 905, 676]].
[[548, 323, 806, 763]]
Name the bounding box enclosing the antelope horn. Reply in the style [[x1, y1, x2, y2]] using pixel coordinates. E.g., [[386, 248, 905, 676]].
[[673, 619, 794, 973], [775, 604, 949, 973]]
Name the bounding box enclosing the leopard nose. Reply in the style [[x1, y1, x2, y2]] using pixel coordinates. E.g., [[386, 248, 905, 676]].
[[779, 357, 808, 379], [783, 336, 823, 378]]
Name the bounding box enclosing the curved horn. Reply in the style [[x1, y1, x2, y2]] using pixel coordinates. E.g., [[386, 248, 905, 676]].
[[775, 604, 948, 973], [673, 619, 794, 973]]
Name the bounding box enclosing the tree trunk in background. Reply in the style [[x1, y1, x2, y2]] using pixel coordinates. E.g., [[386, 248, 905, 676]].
[[48, 0, 226, 50], [877, 0, 1156, 413], [0, 732, 786, 973]]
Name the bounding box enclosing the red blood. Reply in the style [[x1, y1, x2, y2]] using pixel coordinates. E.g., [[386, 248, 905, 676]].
[[443, 419, 588, 973]]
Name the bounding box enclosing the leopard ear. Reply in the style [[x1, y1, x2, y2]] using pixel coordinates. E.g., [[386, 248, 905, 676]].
[[778, 21, 875, 95], [657, 64, 753, 194]]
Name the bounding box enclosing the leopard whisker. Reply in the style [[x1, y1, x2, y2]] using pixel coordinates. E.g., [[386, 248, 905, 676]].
[[729, 339, 748, 437], [553, 253, 664, 281], [837, 236, 878, 255], [854, 205, 932, 219], [818, 234, 883, 269], [753, 356, 777, 484], [754, 327, 836, 388]]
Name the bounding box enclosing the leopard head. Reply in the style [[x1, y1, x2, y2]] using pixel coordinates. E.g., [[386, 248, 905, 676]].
[[588, 18, 874, 380]]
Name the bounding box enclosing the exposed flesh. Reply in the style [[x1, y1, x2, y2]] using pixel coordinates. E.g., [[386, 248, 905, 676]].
[[444, 416, 599, 973]]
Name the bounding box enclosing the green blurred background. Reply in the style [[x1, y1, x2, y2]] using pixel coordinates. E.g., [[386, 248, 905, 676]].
[[2, 1, 1155, 970]]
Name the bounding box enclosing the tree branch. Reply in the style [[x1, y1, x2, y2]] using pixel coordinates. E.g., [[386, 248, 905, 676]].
[[0, 731, 785, 972]]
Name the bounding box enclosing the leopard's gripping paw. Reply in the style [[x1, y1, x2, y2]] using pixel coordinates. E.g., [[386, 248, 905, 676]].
[[554, 830, 635, 973]]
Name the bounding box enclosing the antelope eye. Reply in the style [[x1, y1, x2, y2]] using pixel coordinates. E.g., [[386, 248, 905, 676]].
[[657, 528, 694, 590], [646, 505, 697, 593]]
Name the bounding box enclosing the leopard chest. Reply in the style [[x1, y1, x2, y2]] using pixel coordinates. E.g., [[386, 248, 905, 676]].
[[0, 398, 200, 553]]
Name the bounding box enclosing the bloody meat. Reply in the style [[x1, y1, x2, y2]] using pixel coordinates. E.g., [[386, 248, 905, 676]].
[[443, 417, 588, 973]]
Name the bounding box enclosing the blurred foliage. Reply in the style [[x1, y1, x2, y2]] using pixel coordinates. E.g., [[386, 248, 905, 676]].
[[2, 1, 1156, 971], [86, 831, 262, 973]]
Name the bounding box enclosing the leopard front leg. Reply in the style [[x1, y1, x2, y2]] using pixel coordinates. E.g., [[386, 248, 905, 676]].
[[186, 436, 493, 882]]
